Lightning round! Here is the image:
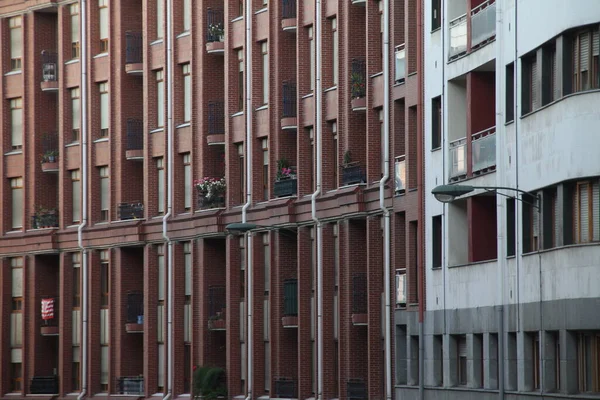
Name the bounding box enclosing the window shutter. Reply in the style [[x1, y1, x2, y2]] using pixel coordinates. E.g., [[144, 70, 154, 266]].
[[531, 59, 539, 109], [458, 336, 467, 357], [579, 183, 589, 243], [553, 49, 560, 100], [554, 192, 560, 246], [593, 181, 600, 241], [580, 33, 589, 72], [532, 203, 540, 249], [593, 29, 599, 57]]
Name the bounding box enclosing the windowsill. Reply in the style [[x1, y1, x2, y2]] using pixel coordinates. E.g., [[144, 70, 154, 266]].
[[150, 127, 164, 133], [177, 31, 191, 38], [65, 59, 80, 65], [4, 150, 23, 156], [67, 224, 80, 229], [505, 119, 515, 126], [112, 218, 146, 224], [65, 142, 80, 147], [522, 241, 600, 257], [393, 80, 406, 87], [520, 88, 600, 120], [432, 266, 442, 271], [302, 92, 314, 99], [255, 104, 268, 111], [448, 258, 498, 268], [6, 230, 23, 234], [93, 138, 109, 143], [430, 27, 441, 34], [324, 86, 337, 92], [231, 16, 244, 22], [431, 146, 441, 152], [177, 122, 191, 129], [95, 222, 110, 226], [255, 7, 268, 14], [231, 111, 244, 117], [153, 215, 165, 219], [178, 211, 192, 216], [5, 70, 22, 76], [370, 71, 383, 78], [150, 39, 164, 46], [94, 52, 109, 59]]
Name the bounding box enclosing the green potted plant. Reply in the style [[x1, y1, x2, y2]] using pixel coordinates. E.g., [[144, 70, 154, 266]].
[[208, 23, 224, 42], [192, 366, 227, 399], [41, 149, 59, 163], [350, 71, 366, 99]]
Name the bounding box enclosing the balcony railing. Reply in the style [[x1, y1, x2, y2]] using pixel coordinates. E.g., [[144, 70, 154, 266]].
[[394, 44, 406, 83], [32, 210, 58, 229], [208, 101, 225, 135], [41, 132, 59, 165], [448, 14, 467, 59], [41, 51, 58, 82], [449, 137, 467, 179], [273, 178, 297, 197], [471, 0, 496, 49], [30, 376, 59, 394], [274, 377, 297, 398], [283, 279, 298, 316], [394, 156, 406, 194], [347, 379, 367, 400], [126, 118, 143, 151], [352, 273, 367, 314], [282, 0, 296, 19], [207, 8, 225, 43], [118, 202, 144, 220], [198, 194, 225, 209], [126, 291, 144, 324], [342, 163, 366, 185], [472, 127, 496, 174], [209, 285, 226, 318], [282, 82, 297, 118], [125, 31, 143, 64], [116, 376, 144, 395], [350, 58, 366, 98]]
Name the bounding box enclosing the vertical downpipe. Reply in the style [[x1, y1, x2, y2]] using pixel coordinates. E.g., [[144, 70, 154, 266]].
[[417, 0, 425, 399]]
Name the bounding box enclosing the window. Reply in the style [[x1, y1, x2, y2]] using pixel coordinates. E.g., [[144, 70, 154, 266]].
[[262, 42, 269, 104], [395, 269, 406, 307], [380, 109, 385, 175], [11, 363, 22, 392], [99, 0, 109, 53], [11, 259, 23, 367], [432, 215, 442, 268], [11, 178, 23, 229], [240, 236, 246, 299], [332, 18, 338, 85], [432, 96, 441, 149], [10, 98, 23, 150], [542, 43, 559, 105], [574, 181, 600, 243], [572, 29, 600, 92], [182, 0, 191, 32], [70, 4, 80, 59], [263, 233, 270, 294], [72, 88, 81, 141], [72, 170, 81, 223], [99, 167, 109, 221], [99, 83, 109, 137], [9, 17, 22, 71], [238, 143, 245, 203], [532, 332, 540, 390], [156, 70, 165, 127], [73, 253, 81, 308], [183, 154, 192, 210], [506, 62, 515, 122], [332, 122, 338, 187], [238, 50, 244, 111], [577, 332, 600, 392], [521, 55, 538, 115], [157, 158, 165, 214], [262, 138, 269, 200], [183, 64, 191, 122], [523, 193, 540, 253], [100, 255, 109, 307], [506, 198, 516, 256], [432, 0, 441, 31], [156, 0, 164, 39], [457, 335, 467, 386], [308, 128, 315, 191], [309, 27, 315, 91]]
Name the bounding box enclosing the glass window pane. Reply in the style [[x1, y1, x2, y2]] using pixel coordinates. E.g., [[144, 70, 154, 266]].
[[12, 188, 23, 229], [184, 164, 191, 209], [184, 74, 191, 122], [100, 177, 109, 210], [183, 0, 191, 31], [11, 27, 22, 59], [100, 92, 109, 130], [11, 109, 22, 148], [72, 14, 80, 42], [158, 167, 165, 213], [99, 7, 109, 39], [156, 0, 164, 38], [157, 81, 165, 127], [73, 179, 81, 222]]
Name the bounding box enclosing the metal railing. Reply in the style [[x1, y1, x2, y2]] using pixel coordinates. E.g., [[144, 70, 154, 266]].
[[471, 0, 496, 48], [126, 291, 144, 324], [347, 379, 367, 400], [32, 211, 59, 229], [41, 295, 59, 326], [350, 58, 366, 98], [118, 202, 144, 220], [198, 193, 226, 209], [448, 14, 467, 59], [342, 163, 366, 185], [472, 127, 496, 173], [283, 279, 298, 316], [209, 285, 226, 318], [394, 155, 406, 193], [126, 118, 143, 151], [274, 377, 297, 398], [282, 82, 297, 118], [207, 8, 225, 43], [394, 44, 406, 83], [125, 31, 143, 64], [41, 51, 58, 82], [351, 273, 367, 314], [30, 376, 59, 394], [116, 376, 144, 395], [208, 101, 225, 135], [41, 132, 58, 162], [449, 137, 467, 179], [282, 0, 297, 19], [273, 178, 298, 197]]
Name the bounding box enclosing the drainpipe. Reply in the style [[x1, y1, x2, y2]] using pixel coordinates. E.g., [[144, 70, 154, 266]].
[[162, 1, 174, 400], [243, 0, 253, 396], [313, 0, 323, 398], [380, 0, 392, 399], [76, 1, 88, 399]]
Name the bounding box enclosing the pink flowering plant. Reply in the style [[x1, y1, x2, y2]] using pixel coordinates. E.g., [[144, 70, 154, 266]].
[[276, 158, 296, 181], [194, 177, 226, 198]]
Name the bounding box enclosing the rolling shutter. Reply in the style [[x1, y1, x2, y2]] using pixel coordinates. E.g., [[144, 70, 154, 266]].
[[593, 181, 599, 241]]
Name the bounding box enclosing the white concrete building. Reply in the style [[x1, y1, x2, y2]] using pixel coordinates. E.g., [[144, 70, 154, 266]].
[[395, 0, 600, 399]]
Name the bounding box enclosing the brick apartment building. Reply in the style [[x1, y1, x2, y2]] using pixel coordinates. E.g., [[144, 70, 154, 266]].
[[0, 0, 424, 399]]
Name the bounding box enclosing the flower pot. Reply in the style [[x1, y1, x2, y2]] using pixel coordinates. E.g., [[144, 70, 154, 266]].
[[273, 178, 298, 197]]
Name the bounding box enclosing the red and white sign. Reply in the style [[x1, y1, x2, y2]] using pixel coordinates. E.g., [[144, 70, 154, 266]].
[[41, 298, 54, 320]]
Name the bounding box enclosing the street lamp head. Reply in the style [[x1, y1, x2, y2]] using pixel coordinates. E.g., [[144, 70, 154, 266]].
[[225, 222, 259, 235], [432, 184, 475, 203]]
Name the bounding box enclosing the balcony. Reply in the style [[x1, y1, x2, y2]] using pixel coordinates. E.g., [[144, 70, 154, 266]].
[[350, 0, 366, 6], [449, 14, 467, 60], [41, 296, 59, 335], [118, 202, 144, 220], [207, 101, 225, 145], [394, 44, 406, 84], [125, 31, 143, 75], [347, 379, 367, 400], [351, 273, 367, 326], [350, 59, 366, 111], [472, 126, 496, 175], [281, 0, 297, 31], [342, 163, 366, 186], [281, 82, 297, 131], [40, 51, 58, 91], [449, 137, 467, 181], [273, 377, 297, 398], [208, 285, 226, 331], [116, 376, 144, 395], [125, 291, 144, 333], [448, 0, 496, 61], [30, 376, 59, 395], [32, 209, 58, 230], [126, 118, 144, 160], [206, 8, 225, 54], [394, 155, 406, 194], [274, 178, 298, 198], [41, 132, 59, 172], [282, 279, 298, 328]]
